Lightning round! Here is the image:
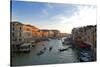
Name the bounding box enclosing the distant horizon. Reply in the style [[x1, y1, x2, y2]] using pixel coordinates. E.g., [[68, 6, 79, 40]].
[[11, 1, 97, 33]]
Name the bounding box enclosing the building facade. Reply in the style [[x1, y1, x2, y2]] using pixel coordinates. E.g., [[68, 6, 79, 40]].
[[11, 21, 23, 52], [71, 25, 97, 60], [72, 25, 96, 47]]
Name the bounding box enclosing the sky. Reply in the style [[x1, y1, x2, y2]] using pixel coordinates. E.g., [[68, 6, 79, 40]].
[[11, 1, 97, 33]]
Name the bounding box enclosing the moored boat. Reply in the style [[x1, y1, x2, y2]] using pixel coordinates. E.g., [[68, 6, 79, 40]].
[[19, 43, 32, 52]]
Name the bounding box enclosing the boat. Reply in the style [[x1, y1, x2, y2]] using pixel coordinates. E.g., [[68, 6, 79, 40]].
[[79, 49, 92, 62], [19, 43, 32, 52], [30, 41, 36, 47], [68, 45, 72, 48], [37, 50, 44, 56], [58, 48, 69, 52], [78, 42, 91, 49], [44, 47, 46, 50], [62, 39, 72, 45], [80, 56, 90, 62], [79, 53, 91, 62]]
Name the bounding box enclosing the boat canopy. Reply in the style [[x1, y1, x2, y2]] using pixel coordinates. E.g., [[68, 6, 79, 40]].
[[79, 42, 91, 48]]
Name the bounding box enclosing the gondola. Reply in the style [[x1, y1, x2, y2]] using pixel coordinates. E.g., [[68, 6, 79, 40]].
[[58, 48, 69, 52]]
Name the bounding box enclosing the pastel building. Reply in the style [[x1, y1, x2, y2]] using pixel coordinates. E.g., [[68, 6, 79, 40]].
[[10, 21, 23, 51]]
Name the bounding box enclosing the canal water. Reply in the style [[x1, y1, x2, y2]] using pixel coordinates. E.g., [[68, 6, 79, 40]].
[[11, 39, 79, 66]]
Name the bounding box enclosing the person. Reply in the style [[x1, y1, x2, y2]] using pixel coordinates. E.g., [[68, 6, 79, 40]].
[[44, 47, 46, 50], [49, 46, 52, 51]]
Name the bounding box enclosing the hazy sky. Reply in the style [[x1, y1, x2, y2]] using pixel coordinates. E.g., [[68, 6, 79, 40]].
[[11, 1, 97, 33]]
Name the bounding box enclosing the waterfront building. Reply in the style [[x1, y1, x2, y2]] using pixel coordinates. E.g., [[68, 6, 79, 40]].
[[72, 25, 96, 46], [40, 30, 50, 38], [10, 21, 23, 52], [51, 30, 60, 38], [22, 24, 33, 43], [71, 25, 96, 61]]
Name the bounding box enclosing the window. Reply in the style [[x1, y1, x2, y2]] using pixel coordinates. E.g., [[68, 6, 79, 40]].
[[19, 33, 21, 37], [20, 27, 21, 30], [19, 39, 21, 41], [12, 33, 14, 37], [14, 38, 17, 41]]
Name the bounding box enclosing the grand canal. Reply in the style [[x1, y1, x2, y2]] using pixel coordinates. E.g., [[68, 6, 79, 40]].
[[11, 38, 79, 66]]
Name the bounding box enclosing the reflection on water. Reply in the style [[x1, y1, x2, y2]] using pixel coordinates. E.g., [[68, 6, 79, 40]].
[[11, 39, 79, 66]]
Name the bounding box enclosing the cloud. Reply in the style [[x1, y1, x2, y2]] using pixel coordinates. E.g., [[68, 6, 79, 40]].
[[42, 9, 48, 16], [47, 3, 53, 9], [54, 5, 96, 24], [71, 5, 96, 26], [71, 5, 97, 26], [50, 5, 97, 33], [42, 3, 54, 16], [40, 5, 96, 33]]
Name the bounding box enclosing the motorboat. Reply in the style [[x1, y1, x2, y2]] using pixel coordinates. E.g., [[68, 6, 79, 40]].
[[58, 48, 69, 52], [19, 43, 32, 52], [37, 50, 44, 56], [79, 50, 92, 62]]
